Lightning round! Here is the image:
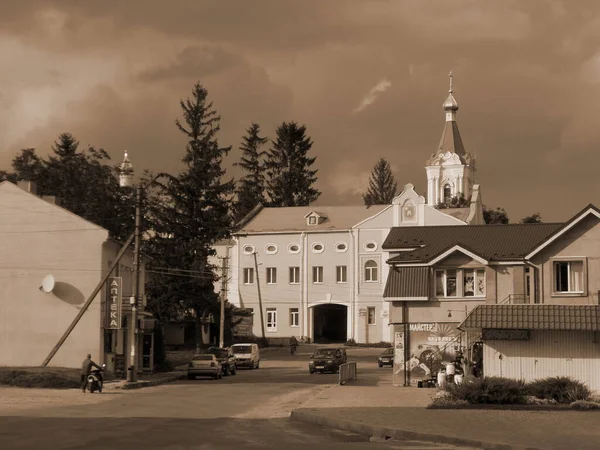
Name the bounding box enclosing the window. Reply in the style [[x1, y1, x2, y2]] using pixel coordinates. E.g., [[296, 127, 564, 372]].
[[243, 267, 254, 285], [336, 265, 347, 283], [364, 260, 378, 282], [554, 261, 584, 293], [266, 308, 277, 332], [265, 244, 278, 254], [367, 307, 375, 325], [288, 244, 300, 254], [290, 308, 299, 327], [364, 241, 377, 251], [266, 267, 277, 284], [313, 266, 324, 283], [463, 269, 486, 297], [435, 269, 457, 297], [308, 216, 317, 225], [243, 245, 255, 255], [312, 243, 324, 253], [289, 266, 300, 284], [335, 242, 348, 252]]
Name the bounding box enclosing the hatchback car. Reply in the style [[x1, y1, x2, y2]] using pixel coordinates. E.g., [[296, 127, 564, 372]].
[[207, 346, 237, 376], [309, 347, 347, 374], [377, 347, 394, 367], [187, 354, 222, 380]]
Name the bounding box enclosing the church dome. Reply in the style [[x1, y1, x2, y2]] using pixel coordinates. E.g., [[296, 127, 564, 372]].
[[443, 92, 459, 111]]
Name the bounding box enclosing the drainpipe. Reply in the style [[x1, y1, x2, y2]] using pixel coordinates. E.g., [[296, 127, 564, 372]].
[[349, 229, 355, 341], [301, 232, 308, 341]]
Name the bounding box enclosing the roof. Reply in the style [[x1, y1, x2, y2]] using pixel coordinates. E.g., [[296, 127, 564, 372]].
[[437, 120, 466, 157], [383, 266, 429, 300], [237, 205, 388, 233], [459, 305, 600, 332], [441, 207, 470, 222], [384, 223, 564, 264]]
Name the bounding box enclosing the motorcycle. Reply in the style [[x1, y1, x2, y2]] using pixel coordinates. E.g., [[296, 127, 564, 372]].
[[87, 364, 106, 393], [290, 344, 297, 356]]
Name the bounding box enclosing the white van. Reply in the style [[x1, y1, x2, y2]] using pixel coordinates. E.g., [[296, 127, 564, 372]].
[[231, 343, 260, 369]]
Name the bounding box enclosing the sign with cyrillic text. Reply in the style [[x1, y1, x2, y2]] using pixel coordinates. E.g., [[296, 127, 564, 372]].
[[106, 277, 122, 329]]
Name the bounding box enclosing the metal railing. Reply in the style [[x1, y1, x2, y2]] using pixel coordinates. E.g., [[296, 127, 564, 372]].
[[338, 362, 358, 385], [500, 294, 529, 304]]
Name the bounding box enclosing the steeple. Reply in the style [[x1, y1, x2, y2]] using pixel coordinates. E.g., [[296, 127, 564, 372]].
[[425, 72, 476, 206], [119, 150, 134, 187]]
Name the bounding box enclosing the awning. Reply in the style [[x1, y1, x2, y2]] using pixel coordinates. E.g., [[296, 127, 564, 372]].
[[459, 305, 600, 332], [383, 266, 429, 301]]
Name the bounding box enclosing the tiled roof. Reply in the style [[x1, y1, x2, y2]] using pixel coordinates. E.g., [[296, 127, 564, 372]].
[[383, 267, 429, 299], [459, 305, 600, 331], [238, 205, 388, 233], [384, 223, 563, 263]]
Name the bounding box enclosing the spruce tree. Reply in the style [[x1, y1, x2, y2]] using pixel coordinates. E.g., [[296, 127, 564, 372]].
[[264, 121, 320, 207], [145, 83, 234, 350], [233, 123, 268, 224], [362, 158, 398, 206]]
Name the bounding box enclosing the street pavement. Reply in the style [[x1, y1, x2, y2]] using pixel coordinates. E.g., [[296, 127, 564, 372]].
[[0, 345, 471, 449]]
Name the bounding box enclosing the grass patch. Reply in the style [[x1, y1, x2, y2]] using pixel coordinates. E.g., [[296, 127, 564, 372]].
[[0, 367, 80, 389]]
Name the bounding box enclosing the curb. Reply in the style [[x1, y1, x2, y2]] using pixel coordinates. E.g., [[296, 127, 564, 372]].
[[289, 408, 543, 450], [117, 373, 187, 390]]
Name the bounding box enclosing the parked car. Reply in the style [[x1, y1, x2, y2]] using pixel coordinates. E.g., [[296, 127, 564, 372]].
[[377, 347, 394, 367], [207, 346, 237, 376], [231, 343, 260, 369], [187, 354, 222, 380], [309, 347, 347, 374]]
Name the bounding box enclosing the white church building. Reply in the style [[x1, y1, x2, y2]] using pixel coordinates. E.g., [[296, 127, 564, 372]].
[[213, 75, 484, 344]]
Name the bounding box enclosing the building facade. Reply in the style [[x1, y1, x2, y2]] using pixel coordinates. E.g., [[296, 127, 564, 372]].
[[0, 180, 151, 374]]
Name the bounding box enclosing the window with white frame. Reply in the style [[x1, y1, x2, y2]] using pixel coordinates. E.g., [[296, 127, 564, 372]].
[[335, 242, 348, 252], [243, 245, 255, 255], [364, 260, 378, 282], [289, 266, 300, 284], [290, 308, 299, 327], [435, 269, 457, 297], [266, 308, 277, 332], [463, 269, 486, 297], [288, 243, 300, 254], [336, 265, 347, 283], [308, 216, 317, 225], [313, 266, 324, 283], [364, 241, 377, 252], [312, 243, 324, 253], [553, 260, 584, 293], [265, 244, 278, 254], [367, 307, 375, 325], [243, 267, 254, 285], [266, 267, 277, 284]]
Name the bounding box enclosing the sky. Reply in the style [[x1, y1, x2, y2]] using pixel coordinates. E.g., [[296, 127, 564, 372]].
[[1, 0, 599, 222]]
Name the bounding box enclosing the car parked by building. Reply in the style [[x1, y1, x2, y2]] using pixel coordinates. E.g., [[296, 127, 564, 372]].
[[231, 343, 260, 369], [207, 346, 237, 376], [377, 347, 394, 367], [187, 354, 222, 380], [309, 347, 347, 374]]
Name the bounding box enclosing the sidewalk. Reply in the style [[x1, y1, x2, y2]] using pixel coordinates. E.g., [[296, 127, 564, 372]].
[[290, 372, 600, 450]]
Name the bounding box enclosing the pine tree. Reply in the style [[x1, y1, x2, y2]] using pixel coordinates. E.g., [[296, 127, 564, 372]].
[[264, 121, 320, 207], [145, 83, 234, 351], [233, 123, 268, 224], [362, 158, 398, 206]]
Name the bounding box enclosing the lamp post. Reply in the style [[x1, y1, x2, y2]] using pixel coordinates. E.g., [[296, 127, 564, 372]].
[[127, 184, 142, 382]]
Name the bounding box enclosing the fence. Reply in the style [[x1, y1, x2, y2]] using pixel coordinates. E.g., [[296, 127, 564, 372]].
[[338, 362, 358, 385]]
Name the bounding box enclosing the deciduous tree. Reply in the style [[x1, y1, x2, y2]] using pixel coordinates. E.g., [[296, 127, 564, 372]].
[[483, 205, 509, 224]]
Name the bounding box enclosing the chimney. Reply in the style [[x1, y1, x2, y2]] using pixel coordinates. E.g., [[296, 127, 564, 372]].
[[42, 195, 61, 206], [17, 180, 37, 195]]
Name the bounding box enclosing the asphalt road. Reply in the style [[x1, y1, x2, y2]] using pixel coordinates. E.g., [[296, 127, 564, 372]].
[[0, 346, 471, 449]]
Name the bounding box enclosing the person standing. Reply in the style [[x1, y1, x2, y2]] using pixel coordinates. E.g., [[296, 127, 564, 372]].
[[81, 353, 101, 393]]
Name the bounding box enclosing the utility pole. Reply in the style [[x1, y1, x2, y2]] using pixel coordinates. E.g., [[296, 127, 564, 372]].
[[252, 251, 266, 344], [218, 248, 229, 348], [128, 185, 142, 382]]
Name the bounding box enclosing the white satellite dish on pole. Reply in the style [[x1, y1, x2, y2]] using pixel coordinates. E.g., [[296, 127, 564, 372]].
[[40, 274, 55, 293]]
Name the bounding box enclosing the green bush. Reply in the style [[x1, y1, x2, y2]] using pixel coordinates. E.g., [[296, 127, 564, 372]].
[[446, 376, 528, 404], [344, 339, 391, 348], [527, 377, 591, 404], [0, 370, 79, 389], [427, 396, 470, 409]]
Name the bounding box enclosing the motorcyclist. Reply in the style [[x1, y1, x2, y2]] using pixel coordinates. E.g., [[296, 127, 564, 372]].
[[81, 353, 102, 393], [290, 336, 298, 355]]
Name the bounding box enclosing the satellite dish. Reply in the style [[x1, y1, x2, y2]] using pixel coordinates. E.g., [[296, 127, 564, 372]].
[[40, 274, 55, 293]]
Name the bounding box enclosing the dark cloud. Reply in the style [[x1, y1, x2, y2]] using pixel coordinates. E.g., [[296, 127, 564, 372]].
[[2, 1, 600, 223]]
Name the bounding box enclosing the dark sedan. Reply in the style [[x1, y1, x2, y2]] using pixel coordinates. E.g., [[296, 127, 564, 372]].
[[377, 347, 394, 367]]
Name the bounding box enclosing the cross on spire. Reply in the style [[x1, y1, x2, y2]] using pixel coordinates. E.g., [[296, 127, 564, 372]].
[[449, 71, 454, 93]]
